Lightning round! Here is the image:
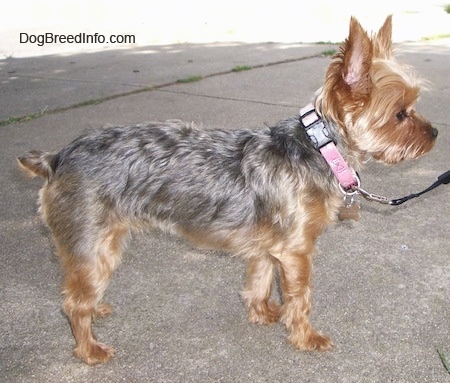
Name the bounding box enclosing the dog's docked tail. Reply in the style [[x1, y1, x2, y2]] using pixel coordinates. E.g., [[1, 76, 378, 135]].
[[17, 150, 55, 179]]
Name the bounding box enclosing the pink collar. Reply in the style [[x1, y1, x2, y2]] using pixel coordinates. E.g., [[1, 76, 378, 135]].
[[300, 103, 358, 190]]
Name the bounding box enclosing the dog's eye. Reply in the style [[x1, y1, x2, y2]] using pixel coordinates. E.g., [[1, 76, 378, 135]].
[[396, 110, 408, 122]]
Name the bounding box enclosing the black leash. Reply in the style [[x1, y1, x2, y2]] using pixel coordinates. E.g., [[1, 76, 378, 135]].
[[349, 170, 450, 206], [389, 170, 450, 206], [338, 170, 448, 221]]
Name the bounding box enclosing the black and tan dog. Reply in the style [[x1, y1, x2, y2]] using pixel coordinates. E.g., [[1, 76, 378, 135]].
[[18, 16, 437, 364]]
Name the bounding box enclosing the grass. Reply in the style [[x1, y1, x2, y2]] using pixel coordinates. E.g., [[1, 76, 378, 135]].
[[316, 40, 340, 45], [0, 87, 154, 127], [232, 65, 253, 72], [421, 33, 450, 41], [438, 349, 450, 374], [445, 4, 450, 13], [0, 113, 44, 127], [321, 49, 337, 57], [176, 75, 203, 83]]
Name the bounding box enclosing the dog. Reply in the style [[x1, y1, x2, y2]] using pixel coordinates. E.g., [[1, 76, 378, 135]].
[[18, 16, 437, 365]]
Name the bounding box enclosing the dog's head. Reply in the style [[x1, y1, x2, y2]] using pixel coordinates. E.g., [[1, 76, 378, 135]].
[[318, 16, 437, 165]]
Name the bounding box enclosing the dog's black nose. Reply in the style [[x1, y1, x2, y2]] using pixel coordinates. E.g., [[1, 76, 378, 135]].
[[432, 127, 439, 138]]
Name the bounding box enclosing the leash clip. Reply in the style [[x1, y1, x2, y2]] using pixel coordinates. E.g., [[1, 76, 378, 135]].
[[338, 175, 389, 204], [354, 186, 390, 204]]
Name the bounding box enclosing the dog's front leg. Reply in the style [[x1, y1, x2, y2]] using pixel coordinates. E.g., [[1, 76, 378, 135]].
[[278, 249, 333, 351], [241, 254, 281, 325]]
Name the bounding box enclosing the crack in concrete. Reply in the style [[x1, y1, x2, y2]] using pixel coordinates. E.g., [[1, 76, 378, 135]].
[[0, 53, 325, 127], [156, 88, 296, 108]]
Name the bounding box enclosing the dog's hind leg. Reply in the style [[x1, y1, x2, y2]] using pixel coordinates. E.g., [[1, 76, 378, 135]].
[[59, 222, 128, 365]]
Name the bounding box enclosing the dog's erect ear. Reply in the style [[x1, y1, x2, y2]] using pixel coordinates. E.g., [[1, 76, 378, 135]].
[[341, 17, 372, 97], [373, 15, 393, 58]]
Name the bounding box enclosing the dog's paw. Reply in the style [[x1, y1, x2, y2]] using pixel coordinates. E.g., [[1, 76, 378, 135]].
[[289, 329, 334, 351], [74, 341, 115, 365], [248, 301, 281, 325]]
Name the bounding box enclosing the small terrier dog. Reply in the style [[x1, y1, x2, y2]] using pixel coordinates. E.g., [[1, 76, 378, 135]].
[[18, 16, 437, 365]]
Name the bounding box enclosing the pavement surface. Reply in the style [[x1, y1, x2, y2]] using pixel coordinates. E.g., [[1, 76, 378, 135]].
[[1, 29, 449, 383]]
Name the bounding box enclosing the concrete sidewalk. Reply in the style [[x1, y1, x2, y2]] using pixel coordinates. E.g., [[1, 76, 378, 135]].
[[1, 38, 449, 383]]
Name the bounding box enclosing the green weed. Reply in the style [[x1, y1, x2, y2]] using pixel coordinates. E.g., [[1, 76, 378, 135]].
[[232, 65, 253, 72], [438, 349, 450, 374], [176, 75, 203, 83]]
